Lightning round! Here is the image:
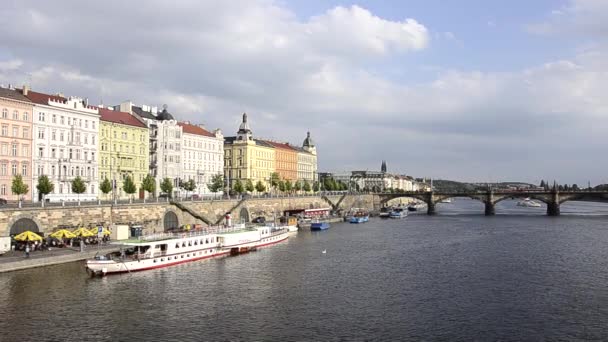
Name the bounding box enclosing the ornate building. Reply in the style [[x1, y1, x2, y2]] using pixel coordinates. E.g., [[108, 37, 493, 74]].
[[267, 141, 298, 181], [178, 121, 224, 195], [24, 88, 100, 202], [296, 132, 317, 183], [0, 87, 33, 201], [98, 107, 149, 200]]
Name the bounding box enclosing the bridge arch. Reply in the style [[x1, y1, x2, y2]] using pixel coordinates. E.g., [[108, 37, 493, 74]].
[[491, 193, 550, 206], [163, 210, 179, 231], [239, 207, 250, 223], [10, 217, 40, 236]]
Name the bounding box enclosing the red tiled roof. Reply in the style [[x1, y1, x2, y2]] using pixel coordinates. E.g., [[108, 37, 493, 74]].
[[178, 122, 215, 137], [265, 141, 299, 151], [99, 107, 147, 128], [21, 89, 66, 105]]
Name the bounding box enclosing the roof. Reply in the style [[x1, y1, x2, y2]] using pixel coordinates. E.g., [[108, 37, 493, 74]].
[[131, 106, 157, 120], [0, 88, 32, 103], [254, 139, 275, 149], [178, 122, 215, 137], [21, 89, 66, 105], [265, 141, 298, 151], [99, 107, 147, 128]]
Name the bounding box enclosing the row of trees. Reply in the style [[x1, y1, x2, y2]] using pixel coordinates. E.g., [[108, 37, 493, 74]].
[[539, 180, 580, 191]]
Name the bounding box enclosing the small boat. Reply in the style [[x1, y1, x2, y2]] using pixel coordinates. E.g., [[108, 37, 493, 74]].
[[379, 207, 391, 218], [440, 198, 452, 203], [408, 203, 426, 211], [349, 210, 369, 224], [389, 207, 407, 219], [310, 220, 330, 231], [517, 198, 541, 207]]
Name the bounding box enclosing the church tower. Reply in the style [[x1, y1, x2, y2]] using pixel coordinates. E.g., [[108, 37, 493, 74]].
[[302, 131, 316, 155], [381, 160, 387, 173], [237, 112, 253, 141]]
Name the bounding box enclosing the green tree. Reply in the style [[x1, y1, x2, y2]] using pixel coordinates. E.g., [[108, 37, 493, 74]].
[[233, 179, 244, 194], [539, 180, 546, 188], [36, 175, 54, 207], [572, 184, 579, 191], [141, 174, 156, 201], [182, 178, 196, 198], [122, 175, 137, 202], [160, 177, 173, 199], [99, 177, 112, 200], [71, 176, 86, 205], [285, 180, 292, 192], [323, 177, 334, 191], [270, 172, 281, 190], [294, 180, 302, 192], [255, 180, 266, 193], [312, 181, 320, 192], [11, 174, 29, 208], [278, 180, 286, 192], [303, 180, 311, 192], [208, 174, 224, 194], [245, 179, 254, 193]]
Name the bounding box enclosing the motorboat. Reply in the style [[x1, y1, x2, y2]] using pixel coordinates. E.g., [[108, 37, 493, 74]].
[[389, 207, 407, 219], [517, 198, 542, 207], [379, 207, 391, 219]]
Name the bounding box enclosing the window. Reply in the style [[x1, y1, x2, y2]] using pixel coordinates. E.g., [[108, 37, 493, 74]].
[[52, 130, 56, 141], [59, 131, 64, 142], [22, 112, 28, 121], [92, 121, 95, 129], [69, 149, 73, 159], [51, 165, 55, 176], [60, 116, 64, 125], [22, 128, 28, 139], [0, 164, 6, 175], [84, 151, 88, 161], [92, 135, 95, 145], [1, 125, 7, 136], [38, 128, 44, 139], [12, 126, 18, 137], [75, 132, 80, 143], [11, 143, 17, 157], [84, 134, 88, 144], [22, 164, 27, 176], [91, 152, 95, 161], [21, 145, 28, 157], [1, 109, 6, 118], [76, 150, 80, 160], [38, 147, 43, 158], [38, 112, 45, 122], [11, 163, 17, 176], [85, 120, 88, 128], [68, 117, 71, 126], [37, 165, 43, 176], [0, 185, 5, 195], [51, 148, 56, 158], [52, 114, 56, 123], [12, 110, 18, 120]]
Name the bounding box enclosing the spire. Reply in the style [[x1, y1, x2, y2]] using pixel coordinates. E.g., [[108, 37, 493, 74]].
[[381, 160, 387, 173], [237, 112, 252, 141], [303, 131, 315, 148]]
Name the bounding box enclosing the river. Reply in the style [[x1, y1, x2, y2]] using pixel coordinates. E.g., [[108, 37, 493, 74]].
[[1, 199, 608, 341]]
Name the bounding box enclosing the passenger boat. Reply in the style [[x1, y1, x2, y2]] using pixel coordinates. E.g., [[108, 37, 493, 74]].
[[389, 207, 407, 219], [349, 210, 370, 224], [85, 225, 289, 276], [310, 220, 330, 231], [379, 207, 391, 218], [408, 203, 426, 211], [440, 198, 452, 203], [516, 198, 542, 207]]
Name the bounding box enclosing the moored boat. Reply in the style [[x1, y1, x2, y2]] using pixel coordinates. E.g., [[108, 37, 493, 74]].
[[85, 225, 289, 276], [310, 220, 330, 230], [389, 207, 407, 219], [379, 207, 391, 218], [349, 209, 370, 224]]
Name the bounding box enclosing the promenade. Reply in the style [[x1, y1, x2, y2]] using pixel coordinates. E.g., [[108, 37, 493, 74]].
[[0, 244, 121, 273]]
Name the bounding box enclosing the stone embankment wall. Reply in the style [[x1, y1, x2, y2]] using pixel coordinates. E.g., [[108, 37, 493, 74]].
[[0, 195, 379, 236]]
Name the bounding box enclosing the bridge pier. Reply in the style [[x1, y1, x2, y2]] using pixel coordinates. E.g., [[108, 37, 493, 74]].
[[547, 202, 560, 216], [484, 202, 495, 216], [427, 201, 436, 215]]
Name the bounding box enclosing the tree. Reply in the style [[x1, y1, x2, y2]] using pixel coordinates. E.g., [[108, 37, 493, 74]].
[[100, 178, 112, 200], [122, 175, 137, 202], [208, 174, 224, 194], [278, 180, 286, 192], [71, 176, 86, 205], [160, 177, 173, 199], [312, 181, 320, 192], [233, 179, 244, 194], [255, 180, 266, 193], [245, 179, 254, 193], [294, 180, 302, 192], [141, 174, 156, 201], [182, 179, 196, 198], [540, 180, 546, 188], [572, 184, 579, 191], [11, 174, 29, 208], [270, 172, 281, 190], [303, 180, 311, 192], [36, 175, 54, 207], [285, 180, 292, 192]]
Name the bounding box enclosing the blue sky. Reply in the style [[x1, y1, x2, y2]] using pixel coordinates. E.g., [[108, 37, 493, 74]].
[[1, 0, 607, 185]]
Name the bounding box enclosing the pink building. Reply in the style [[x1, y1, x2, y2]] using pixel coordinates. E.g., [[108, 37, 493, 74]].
[[0, 87, 33, 201]]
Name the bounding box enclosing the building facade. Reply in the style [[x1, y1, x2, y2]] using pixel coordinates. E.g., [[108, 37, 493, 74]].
[[267, 141, 298, 181], [99, 107, 149, 200], [118, 102, 183, 198], [296, 132, 317, 183], [178, 122, 224, 195], [224, 113, 275, 190], [0, 87, 33, 201], [25, 88, 100, 202]]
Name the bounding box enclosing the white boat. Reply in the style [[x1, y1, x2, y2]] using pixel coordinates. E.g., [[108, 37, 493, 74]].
[[85, 225, 289, 276], [516, 198, 542, 207], [440, 198, 452, 203], [389, 207, 407, 219]]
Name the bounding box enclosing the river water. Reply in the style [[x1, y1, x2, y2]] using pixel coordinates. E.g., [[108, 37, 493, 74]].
[[1, 199, 608, 341]]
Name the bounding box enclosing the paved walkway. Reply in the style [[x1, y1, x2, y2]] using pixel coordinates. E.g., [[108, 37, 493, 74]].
[[0, 244, 122, 273]]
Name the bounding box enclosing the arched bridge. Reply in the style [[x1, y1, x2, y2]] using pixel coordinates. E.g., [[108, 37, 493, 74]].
[[377, 190, 608, 216]]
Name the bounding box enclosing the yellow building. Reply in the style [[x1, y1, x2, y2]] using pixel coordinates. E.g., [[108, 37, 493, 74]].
[[224, 113, 275, 190], [98, 107, 149, 200]]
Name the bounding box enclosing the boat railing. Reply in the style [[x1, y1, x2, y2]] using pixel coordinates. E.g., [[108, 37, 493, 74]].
[[138, 224, 250, 242]]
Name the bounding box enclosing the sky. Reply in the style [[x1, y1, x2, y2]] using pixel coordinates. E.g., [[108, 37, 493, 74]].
[[0, 0, 607, 186]]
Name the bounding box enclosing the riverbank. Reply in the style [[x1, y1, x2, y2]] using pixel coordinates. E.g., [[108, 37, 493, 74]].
[[0, 245, 121, 273]]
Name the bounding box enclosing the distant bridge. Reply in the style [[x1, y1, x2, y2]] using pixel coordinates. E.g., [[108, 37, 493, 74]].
[[377, 190, 608, 216]]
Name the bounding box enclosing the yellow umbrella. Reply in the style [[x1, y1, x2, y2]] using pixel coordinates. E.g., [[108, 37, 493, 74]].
[[72, 227, 95, 237], [50, 229, 76, 239], [88, 227, 111, 236], [14, 231, 43, 242]]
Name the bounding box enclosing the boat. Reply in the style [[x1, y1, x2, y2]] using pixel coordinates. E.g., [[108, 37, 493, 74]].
[[408, 202, 426, 211], [440, 198, 452, 203], [278, 216, 298, 232], [517, 198, 542, 207], [310, 220, 330, 231], [379, 207, 391, 218], [85, 225, 289, 276], [389, 207, 407, 219], [349, 209, 370, 224]]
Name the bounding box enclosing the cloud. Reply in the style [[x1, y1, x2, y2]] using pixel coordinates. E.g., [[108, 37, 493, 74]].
[[527, 0, 608, 38]]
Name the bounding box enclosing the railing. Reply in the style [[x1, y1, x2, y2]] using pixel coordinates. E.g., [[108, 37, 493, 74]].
[[139, 224, 248, 242]]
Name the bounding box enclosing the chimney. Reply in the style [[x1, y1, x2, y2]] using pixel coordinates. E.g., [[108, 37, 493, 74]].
[[23, 84, 29, 96]]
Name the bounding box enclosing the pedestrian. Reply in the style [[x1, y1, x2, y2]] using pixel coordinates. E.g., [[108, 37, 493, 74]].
[[25, 243, 30, 258]]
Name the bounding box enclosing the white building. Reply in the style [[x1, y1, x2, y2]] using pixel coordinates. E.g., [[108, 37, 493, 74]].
[[25, 89, 100, 202], [296, 132, 318, 183], [118, 102, 183, 197], [178, 121, 224, 196]]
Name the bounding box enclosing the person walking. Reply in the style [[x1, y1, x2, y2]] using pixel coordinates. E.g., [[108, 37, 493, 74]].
[[25, 243, 30, 258]]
